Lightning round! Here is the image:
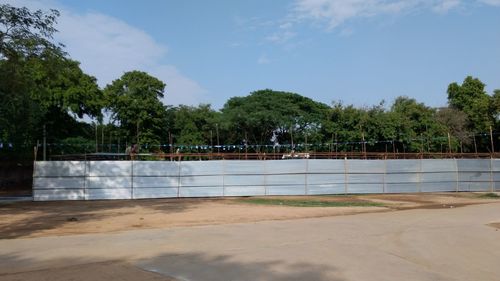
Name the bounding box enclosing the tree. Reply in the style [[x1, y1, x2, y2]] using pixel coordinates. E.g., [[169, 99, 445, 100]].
[[435, 107, 471, 152], [221, 89, 330, 149], [0, 4, 62, 59], [0, 4, 102, 158], [104, 71, 166, 147], [169, 104, 219, 146], [447, 76, 493, 132], [389, 96, 439, 152]]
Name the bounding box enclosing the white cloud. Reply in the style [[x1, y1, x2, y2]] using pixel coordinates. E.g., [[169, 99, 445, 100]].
[[257, 54, 271, 64], [432, 0, 461, 13], [150, 65, 207, 106], [57, 12, 166, 86], [4, 0, 207, 106], [478, 0, 500, 6], [291, 0, 470, 29], [266, 30, 297, 43]]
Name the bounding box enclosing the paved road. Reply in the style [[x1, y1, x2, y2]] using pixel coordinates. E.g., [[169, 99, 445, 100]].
[[1, 203, 499, 281]]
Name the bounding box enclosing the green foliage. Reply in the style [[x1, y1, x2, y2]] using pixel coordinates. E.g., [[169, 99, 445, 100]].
[[239, 198, 385, 207], [447, 76, 493, 132], [2, 2, 500, 158], [478, 193, 499, 199], [0, 4, 102, 158], [0, 4, 62, 59], [221, 89, 330, 148], [58, 137, 95, 154], [169, 104, 219, 146], [104, 71, 166, 147]]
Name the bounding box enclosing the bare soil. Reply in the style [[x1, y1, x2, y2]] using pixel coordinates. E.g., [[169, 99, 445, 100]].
[[1, 192, 498, 239]]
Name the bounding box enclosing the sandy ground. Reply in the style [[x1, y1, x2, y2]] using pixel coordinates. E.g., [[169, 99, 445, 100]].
[[1, 192, 499, 239], [0, 200, 499, 281]]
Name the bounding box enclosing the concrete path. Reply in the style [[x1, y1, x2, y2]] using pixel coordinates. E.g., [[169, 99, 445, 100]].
[[1, 203, 499, 281]]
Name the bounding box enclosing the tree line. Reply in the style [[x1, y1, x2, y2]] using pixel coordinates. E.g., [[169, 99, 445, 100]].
[[1, 4, 500, 160]]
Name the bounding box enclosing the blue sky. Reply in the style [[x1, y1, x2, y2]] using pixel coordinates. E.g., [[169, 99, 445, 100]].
[[7, 0, 500, 109]]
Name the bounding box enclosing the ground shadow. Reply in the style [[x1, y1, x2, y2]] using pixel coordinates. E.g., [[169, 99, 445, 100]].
[[0, 198, 202, 239], [0, 250, 344, 281], [138, 251, 344, 281]]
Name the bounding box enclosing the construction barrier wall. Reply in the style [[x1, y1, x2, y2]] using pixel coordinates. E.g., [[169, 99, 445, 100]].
[[32, 159, 500, 201]]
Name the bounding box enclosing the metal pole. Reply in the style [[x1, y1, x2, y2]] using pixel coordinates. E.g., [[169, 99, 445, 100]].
[[216, 124, 220, 153], [101, 125, 104, 152], [95, 122, 98, 153], [344, 157, 348, 194], [448, 132, 452, 156], [43, 124, 46, 161], [490, 125, 495, 155], [490, 157, 494, 192], [473, 134, 478, 156], [136, 121, 140, 144]]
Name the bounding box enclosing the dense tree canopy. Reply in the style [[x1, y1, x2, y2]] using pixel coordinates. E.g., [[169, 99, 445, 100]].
[[447, 76, 494, 132], [2, 4, 500, 160], [104, 71, 166, 146], [221, 89, 330, 147], [0, 4, 102, 158]]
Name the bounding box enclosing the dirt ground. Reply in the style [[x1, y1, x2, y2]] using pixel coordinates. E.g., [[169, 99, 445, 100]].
[[0, 261, 175, 281], [1, 192, 499, 239]]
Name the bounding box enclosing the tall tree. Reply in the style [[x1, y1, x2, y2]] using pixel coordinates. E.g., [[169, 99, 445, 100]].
[[0, 4, 62, 59], [389, 96, 438, 152], [0, 4, 102, 157], [221, 89, 330, 148], [447, 76, 493, 132], [169, 104, 219, 146], [104, 71, 166, 147]]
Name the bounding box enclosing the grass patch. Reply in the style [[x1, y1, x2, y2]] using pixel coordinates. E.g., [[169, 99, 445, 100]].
[[478, 193, 500, 199], [239, 198, 385, 207]]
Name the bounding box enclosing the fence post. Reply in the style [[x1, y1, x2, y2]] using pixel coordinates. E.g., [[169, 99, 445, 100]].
[[490, 157, 494, 192], [454, 158, 459, 193], [222, 158, 226, 197], [383, 158, 387, 194], [305, 158, 309, 195], [83, 158, 88, 200], [131, 159, 134, 199], [417, 158, 422, 193], [177, 158, 182, 198], [344, 157, 349, 194], [264, 159, 268, 196]]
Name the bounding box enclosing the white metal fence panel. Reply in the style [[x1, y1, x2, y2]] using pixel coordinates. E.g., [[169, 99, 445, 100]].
[[179, 187, 224, 197], [264, 160, 307, 174], [33, 158, 500, 201], [33, 161, 86, 201], [385, 183, 419, 193], [133, 187, 178, 199], [307, 160, 344, 173], [180, 175, 223, 187], [133, 161, 179, 176], [180, 161, 224, 176], [347, 183, 384, 194], [133, 177, 179, 188], [88, 161, 131, 177], [346, 160, 385, 173], [307, 184, 345, 195], [86, 188, 131, 200], [224, 160, 266, 175], [34, 161, 85, 177], [224, 186, 266, 196], [34, 189, 85, 201], [33, 177, 84, 189], [224, 175, 265, 186]]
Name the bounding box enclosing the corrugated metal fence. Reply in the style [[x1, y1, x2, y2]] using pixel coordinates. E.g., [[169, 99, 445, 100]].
[[33, 159, 500, 201]]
